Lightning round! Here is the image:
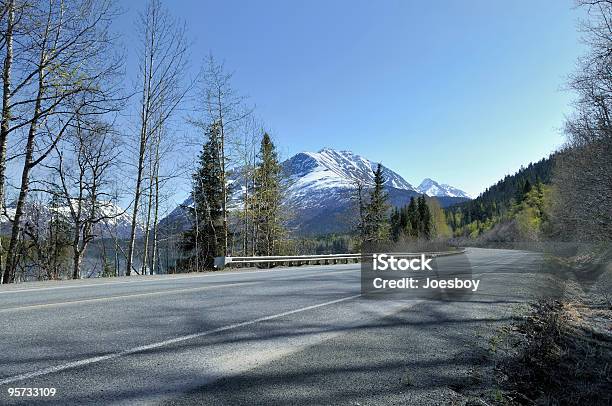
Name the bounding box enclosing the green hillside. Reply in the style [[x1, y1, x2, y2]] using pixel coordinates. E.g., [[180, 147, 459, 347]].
[[446, 154, 556, 238]]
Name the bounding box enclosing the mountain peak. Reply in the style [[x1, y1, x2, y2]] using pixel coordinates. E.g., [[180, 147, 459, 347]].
[[417, 178, 471, 198], [419, 177, 435, 185], [286, 150, 471, 197], [417, 178, 438, 189], [287, 149, 415, 191]]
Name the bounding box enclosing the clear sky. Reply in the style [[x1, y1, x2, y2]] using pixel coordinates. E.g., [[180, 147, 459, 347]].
[[114, 0, 585, 201]]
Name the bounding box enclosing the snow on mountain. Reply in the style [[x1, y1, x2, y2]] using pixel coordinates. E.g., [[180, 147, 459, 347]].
[[1, 200, 143, 239], [281, 148, 415, 208], [285, 149, 415, 191], [416, 178, 471, 198], [161, 148, 471, 235]]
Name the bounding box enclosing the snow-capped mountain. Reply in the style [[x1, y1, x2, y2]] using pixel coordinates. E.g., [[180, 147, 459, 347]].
[[1, 200, 143, 239], [281, 149, 414, 210], [280, 149, 471, 233], [417, 178, 471, 198], [161, 148, 471, 235], [285, 149, 415, 191]]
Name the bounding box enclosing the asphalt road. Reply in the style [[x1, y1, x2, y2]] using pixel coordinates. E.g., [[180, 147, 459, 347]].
[[0, 248, 551, 405]]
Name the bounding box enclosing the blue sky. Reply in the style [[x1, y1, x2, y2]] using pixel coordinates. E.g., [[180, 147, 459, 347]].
[[114, 0, 584, 200]]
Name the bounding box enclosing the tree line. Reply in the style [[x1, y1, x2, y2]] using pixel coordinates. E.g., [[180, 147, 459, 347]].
[[356, 164, 450, 247]]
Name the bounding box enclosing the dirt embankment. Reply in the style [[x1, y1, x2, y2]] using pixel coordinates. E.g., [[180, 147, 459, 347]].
[[480, 254, 612, 405]]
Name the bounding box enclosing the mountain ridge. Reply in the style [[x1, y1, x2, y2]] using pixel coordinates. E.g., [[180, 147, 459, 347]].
[[417, 178, 471, 198], [0, 199, 144, 239], [161, 148, 471, 235]]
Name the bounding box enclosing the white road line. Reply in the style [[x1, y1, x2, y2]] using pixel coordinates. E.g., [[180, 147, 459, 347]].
[[0, 282, 259, 312], [0, 294, 362, 386], [0, 264, 360, 294], [0, 269, 361, 312]]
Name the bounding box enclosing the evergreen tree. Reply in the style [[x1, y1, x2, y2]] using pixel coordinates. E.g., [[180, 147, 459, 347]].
[[398, 206, 408, 237], [389, 195, 442, 241], [522, 179, 532, 197], [363, 163, 390, 243], [390, 207, 401, 242], [183, 123, 224, 269], [417, 195, 432, 239], [252, 133, 284, 256], [406, 197, 418, 237], [515, 179, 533, 203]]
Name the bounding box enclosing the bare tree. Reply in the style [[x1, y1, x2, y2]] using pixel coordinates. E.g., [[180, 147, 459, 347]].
[[0, 0, 16, 275], [125, 0, 190, 276], [140, 125, 156, 275], [553, 1, 612, 241], [231, 116, 261, 255], [148, 119, 168, 274], [353, 179, 368, 243], [49, 119, 122, 279], [16, 191, 71, 281], [1, 0, 122, 283]]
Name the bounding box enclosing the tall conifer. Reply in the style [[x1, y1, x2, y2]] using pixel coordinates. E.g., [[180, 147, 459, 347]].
[[184, 123, 225, 268], [252, 133, 284, 256], [364, 164, 389, 243]]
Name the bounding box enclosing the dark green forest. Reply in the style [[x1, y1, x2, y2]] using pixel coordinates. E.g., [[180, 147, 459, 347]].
[[445, 154, 556, 238]]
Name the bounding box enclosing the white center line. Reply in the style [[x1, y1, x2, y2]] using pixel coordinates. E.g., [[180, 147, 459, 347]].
[[0, 264, 360, 294], [0, 269, 361, 312], [0, 294, 362, 386]]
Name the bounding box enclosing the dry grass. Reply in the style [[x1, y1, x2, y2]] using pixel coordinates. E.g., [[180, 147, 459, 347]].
[[497, 297, 612, 405]]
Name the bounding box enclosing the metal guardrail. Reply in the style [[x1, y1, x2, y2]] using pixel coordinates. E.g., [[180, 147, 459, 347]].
[[214, 253, 361, 268], [214, 250, 465, 268]]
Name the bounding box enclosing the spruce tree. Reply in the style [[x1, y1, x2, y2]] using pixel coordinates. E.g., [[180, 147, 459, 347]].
[[407, 197, 418, 237], [252, 133, 284, 256], [399, 206, 408, 238], [390, 207, 401, 242], [522, 179, 532, 197], [364, 163, 389, 243], [417, 195, 432, 239], [184, 123, 224, 268]]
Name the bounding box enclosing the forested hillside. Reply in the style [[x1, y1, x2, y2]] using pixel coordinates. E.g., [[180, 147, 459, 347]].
[[445, 154, 556, 238]]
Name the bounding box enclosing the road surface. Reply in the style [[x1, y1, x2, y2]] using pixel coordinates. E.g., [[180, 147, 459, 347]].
[[0, 248, 549, 405]]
